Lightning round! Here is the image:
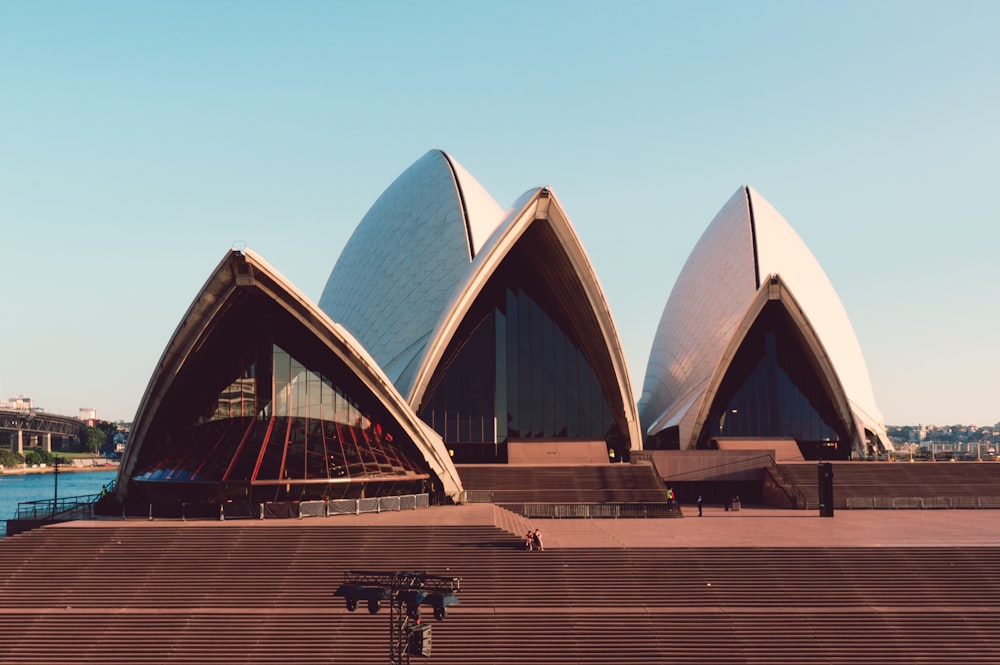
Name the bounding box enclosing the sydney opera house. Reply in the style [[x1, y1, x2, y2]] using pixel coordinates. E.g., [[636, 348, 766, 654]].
[[114, 149, 889, 508], [13, 151, 997, 665]]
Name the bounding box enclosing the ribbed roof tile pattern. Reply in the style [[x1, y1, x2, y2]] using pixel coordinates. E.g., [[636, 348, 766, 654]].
[[447, 154, 506, 254], [751, 188, 881, 421], [319, 150, 504, 397], [639, 186, 888, 450], [639, 189, 756, 432]]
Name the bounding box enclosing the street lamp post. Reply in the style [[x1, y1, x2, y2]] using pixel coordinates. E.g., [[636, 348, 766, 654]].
[[53, 457, 61, 506]]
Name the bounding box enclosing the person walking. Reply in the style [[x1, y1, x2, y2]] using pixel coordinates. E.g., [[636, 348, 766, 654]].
[[697, 495, 703, 517]]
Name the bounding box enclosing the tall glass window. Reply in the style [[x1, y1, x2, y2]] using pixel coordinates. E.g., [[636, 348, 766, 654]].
[[211, 369, 255, 421], [698, 303, 850, 459], [420, 256, 617, 463], [137, 342, 427, 493]]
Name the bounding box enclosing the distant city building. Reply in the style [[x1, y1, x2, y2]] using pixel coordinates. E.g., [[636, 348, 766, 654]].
[[112, 430, 128, 455], [4, 396, 34, 412], [78, 407, 98, 422]]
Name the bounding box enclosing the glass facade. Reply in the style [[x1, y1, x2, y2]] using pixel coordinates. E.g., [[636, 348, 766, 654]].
[[135, 336, 429, 500], [419, 255, 617, 463], [697, 302, 851, 460]]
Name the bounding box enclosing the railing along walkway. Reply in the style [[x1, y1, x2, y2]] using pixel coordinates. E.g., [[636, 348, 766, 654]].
[[500, 502, 683, 518], [775, 463, 1000, 510], [846, 496, 1000, 509]]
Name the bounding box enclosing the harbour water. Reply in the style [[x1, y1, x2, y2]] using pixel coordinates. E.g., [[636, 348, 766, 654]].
[[0, 469, 117, 537]]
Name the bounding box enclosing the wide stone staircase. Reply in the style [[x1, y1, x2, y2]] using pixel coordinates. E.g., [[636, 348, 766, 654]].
[[776, 461, 1000, 509], [457, 463, 669, 503], [0, 520, 998, 663]]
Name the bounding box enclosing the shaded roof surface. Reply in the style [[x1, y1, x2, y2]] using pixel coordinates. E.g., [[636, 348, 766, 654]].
[[319, 152, 641, 445], [639, 186, 887, 447], [318, 150, 505, 396]]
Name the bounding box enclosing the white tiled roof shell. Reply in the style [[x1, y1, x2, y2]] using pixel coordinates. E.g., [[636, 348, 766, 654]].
[[749, 187, 883, 434], [319, 150, 505, 398], [408, 187, 643, 448], [639, 186, 887, 448], [639, 188, 756, 435]]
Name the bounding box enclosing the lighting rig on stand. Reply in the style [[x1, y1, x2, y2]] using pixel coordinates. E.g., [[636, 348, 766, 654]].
[[334, 570, 461, 664]]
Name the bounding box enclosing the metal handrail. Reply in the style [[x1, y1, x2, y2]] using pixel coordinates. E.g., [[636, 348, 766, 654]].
[[12, 480, 114, 521], [764, 465, 810, 509], [500, 502, 683, 519], [665, 453, 778, 481], [845, 496, 1000, 509]]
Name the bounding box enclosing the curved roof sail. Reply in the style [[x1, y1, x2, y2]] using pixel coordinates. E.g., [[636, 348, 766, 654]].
[[750, 187, 883, 435], [410, 187, 643, 450], [320, 151, 642, 453], [639, 186, 890, 456], [318, 150, 505, 397], [117, 248, 463, 504]]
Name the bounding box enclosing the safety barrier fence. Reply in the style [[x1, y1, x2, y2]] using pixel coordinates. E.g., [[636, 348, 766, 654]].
[[499, 502, 683, 519], [845, 496, 1000, 509], [218, 493, 430, 521], [460, 490, 494, 503], [461, 489, 682, 518]]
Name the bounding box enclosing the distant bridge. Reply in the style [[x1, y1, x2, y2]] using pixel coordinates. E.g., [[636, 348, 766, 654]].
[[0, 409, 83, 454]]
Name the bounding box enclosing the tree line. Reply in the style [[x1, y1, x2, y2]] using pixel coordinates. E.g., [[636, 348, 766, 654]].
[[0, 422, 125, 468]]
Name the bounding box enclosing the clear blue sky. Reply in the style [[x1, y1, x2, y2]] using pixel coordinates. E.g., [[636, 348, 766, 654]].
[[1, 1, 997, 426]]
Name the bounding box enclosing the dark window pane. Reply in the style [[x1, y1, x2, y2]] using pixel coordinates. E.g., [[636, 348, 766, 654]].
[[698, 302, 848, 458], [413, 248, 623, 459], [494, 307, 506, 444], [518, 288, 532, 436], [542, 309, 555, 437], [257, 417, 289, 480], [530, 297, 544, 437], [565, 342, 580, 438], [506, 287, 518, 437], [553, 328, 566, 437], [272, 347, 291, 417]]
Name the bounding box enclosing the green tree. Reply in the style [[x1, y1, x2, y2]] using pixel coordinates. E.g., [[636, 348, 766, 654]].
[[80, 426, 105, 454], [0, 449, 23, 468], [24, 447, 54, 466], [94, 421, 115, 450]]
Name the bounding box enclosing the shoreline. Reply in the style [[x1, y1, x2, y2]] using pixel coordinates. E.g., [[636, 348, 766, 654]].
[[0, 463, 119, 476]]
